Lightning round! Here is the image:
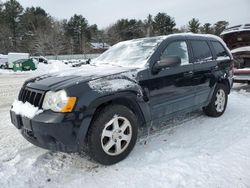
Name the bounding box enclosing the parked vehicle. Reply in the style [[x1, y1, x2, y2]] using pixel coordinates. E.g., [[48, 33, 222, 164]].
[[71, 59, 90, 67], [0, 54, 8, 69], [10, 34, 233, 165], [221, 24, 250, 83], [63, 59, 89, 67], [12, 59, 37, 72], [32, 56, 48, 64]]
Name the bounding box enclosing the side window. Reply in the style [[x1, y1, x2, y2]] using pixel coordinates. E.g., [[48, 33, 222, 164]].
[[211, 41, 230, 59], [160, 41, 189, 65], [191, 40, 212, 62]]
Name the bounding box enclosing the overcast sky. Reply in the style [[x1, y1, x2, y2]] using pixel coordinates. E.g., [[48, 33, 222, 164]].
[[3, 0, 250, 29]]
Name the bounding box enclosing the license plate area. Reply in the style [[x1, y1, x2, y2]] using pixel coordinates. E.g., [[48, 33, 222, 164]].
[[22, 117, 32, 131], [10, 111, 32, 131]]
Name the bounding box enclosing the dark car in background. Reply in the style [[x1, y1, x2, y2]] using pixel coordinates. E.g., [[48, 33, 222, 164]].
[[32, 56, 48, 64], [10, 33, 233, 165], [221, 24, 250, 84]]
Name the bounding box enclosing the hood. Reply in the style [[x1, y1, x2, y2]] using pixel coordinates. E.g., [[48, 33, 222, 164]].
[[25, 64, 138, 91], [221, 26, 250, 50]]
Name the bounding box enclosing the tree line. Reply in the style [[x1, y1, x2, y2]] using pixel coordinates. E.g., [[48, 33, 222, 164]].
[[0, 0, 229, 56]]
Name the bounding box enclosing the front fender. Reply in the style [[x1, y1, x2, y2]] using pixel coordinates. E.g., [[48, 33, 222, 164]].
[[72, 79, 151, 147]]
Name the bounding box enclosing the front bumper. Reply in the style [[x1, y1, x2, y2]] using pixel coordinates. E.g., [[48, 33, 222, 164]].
[[233, 68, 250, 83], [233, 75, 250, 82], [10, 110, 80, 152]]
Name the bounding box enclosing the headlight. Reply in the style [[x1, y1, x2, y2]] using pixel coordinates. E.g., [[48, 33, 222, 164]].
[[42, 90, 77, 112]]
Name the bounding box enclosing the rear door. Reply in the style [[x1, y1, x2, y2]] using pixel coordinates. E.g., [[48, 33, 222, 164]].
[[189, 39, 217, 106]]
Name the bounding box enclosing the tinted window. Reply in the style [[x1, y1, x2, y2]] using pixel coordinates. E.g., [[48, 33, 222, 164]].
[[211, 41, 229, 59], [191, 40, 212, 62], [161, 41, 189, 65]]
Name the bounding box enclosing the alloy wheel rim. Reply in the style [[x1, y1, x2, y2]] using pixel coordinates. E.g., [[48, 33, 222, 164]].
[[101, 116, 132, 156], [215, 89, 226, 112]]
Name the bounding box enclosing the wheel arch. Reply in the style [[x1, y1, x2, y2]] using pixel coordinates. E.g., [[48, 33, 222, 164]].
[[217, 78, 231, 94], [90, 93, 148, 128]]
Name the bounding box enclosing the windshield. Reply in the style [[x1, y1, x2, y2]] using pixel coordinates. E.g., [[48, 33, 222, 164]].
[[94, 36, 166, 68]]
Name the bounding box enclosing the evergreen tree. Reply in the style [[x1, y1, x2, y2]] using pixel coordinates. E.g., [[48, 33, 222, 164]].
[[106, 19, 144, 43], [64, 14, 89, 54], [153, 13, 176, 35], [188, 18, 200, 33], [200, 23, 213, 34], [20, 7, 52, 54], [3, 0, 23, 51]]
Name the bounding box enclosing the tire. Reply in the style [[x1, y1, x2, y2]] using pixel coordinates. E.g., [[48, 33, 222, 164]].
[[86, 105, 138, 165], [203, 83, 228, 117]]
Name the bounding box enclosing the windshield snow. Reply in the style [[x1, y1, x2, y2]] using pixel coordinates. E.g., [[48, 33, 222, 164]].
[[94, 37, 166, 68]]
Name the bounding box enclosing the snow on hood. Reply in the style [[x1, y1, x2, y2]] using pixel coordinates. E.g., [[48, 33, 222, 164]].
[[89, 78, 137, 93], [25, 64, 142, 91], [52, 64, 133, 77], [11, 100, 43, 119], [88, 68, 140, 93]]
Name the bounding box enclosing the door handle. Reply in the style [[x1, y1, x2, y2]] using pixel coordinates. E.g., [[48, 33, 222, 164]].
[[184, 71, 194, 77]]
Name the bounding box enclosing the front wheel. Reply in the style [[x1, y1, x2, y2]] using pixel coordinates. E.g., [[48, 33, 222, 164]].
[[86, 105, 138, 165], [203, 83, 228, 117]]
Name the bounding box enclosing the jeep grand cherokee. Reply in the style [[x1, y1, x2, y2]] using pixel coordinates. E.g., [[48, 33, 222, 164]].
[[10, 33, 233, 165]]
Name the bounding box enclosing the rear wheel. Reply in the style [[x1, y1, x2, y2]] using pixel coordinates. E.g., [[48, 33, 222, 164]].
[[203, 83, 228, 117], [87, 105, 138, 165]]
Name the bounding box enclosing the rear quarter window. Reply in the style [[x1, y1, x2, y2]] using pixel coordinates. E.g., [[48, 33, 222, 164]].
[[190, 40, 212, 62], [211, 41, 230, 60]]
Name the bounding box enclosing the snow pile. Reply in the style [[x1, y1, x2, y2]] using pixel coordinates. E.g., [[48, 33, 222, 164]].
[[11, 100, 43, 119], [0, 68, 32, 75], [0, 60, 72, 76], [34, 60, 72, 76]]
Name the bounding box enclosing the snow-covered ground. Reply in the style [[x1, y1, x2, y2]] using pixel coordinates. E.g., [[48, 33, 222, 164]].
[[0, 64, 250, 187]]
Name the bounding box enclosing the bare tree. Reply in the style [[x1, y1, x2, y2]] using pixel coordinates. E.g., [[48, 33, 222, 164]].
[[33, 23, 66, 57]]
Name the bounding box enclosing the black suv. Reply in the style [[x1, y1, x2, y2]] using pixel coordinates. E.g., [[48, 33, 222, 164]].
[[10, 34, 233, 165]]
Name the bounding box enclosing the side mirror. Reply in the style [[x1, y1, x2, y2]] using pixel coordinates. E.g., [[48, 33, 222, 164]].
[[152, 56, 181, 74]]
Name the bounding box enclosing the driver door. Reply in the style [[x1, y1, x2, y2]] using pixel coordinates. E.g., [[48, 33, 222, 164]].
[[147, 39, 196, 120]]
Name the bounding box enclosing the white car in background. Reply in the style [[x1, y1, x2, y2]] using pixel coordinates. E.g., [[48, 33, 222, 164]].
[[31, 56, 48, 64]]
